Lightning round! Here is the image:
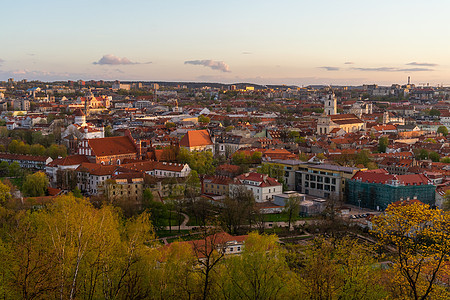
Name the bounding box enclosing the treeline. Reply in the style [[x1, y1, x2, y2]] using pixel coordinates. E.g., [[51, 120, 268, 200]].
[[0, 195, 384, 300], [1, 196, 449, 299], [3, 139, 67, 158]]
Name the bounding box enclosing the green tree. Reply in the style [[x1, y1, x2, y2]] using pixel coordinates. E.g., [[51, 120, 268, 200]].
[[437, 125, 448, 137], [0, 161, 9, 176], [378, 136, 389, 153], [22, 172, 49, 197], [198, 115, 210, 124], [30, 144, 46, 156], [8, 162, 21, 177], [220, 232, 291, 299], [429, 151, 440, 162], [428, 109, 440, 116]]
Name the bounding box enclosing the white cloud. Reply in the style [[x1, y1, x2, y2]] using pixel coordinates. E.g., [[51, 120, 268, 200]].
[[184, 59, 230, 72], [93, 54, 150, 65]]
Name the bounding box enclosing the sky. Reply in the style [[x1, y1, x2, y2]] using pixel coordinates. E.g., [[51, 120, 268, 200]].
[[1, 0, 450, 86]]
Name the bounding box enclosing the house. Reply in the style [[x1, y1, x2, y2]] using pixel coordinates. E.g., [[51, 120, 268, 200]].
[[76, 162, 118, 195], [99, 172, 145, 204], [230, 172, 283, 202], [203, 175, 232, 196], [46, 154, 90, 185], [179, 129, 214, 153], [0, 153, 52, 170], [118, 160, 191, 178], [214, 134, 252, 158]]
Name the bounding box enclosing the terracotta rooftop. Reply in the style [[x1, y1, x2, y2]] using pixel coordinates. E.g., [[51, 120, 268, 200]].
[[47, 154, 89, 167], [88, 136, 137, 157], [179, 129, 213, 147], [352, 169, 431, 186]]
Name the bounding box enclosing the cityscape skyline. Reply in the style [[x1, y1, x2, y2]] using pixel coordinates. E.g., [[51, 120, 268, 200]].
[[2, 0, 450, 85]]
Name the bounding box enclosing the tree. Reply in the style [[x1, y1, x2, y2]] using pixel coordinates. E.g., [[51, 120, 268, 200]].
[[198, 115, 210, 124], [0, 180, 10, 205], [177, 148, 215, 175], [373, 202, 450, 300], [192, 227, 226, 300], [257, 163, 286, 190], [428, 109, 440, 116], [221, 186, 256, 234], [8, 162, 21, 177], [30, 144, 46, 156], [0, 161, 9, 177], [165, 122, 176, 129], [220, 232, 291, 299], [283, 195, 301, 231], [287, 237, 387, 299], [22, 172, 49, 197], [429, 151, 440, 162], [437, 125, 448, 137], [378, 136, 389, 153], [104, 125, 115, 137]]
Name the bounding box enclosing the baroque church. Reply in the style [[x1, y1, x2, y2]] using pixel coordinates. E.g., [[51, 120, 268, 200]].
[[317, 93, 365, 135]]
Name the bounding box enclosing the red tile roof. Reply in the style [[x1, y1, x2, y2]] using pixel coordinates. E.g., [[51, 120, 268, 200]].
[[88, 136, 137, 157], [352, 169, 431, 186], [47, 154, 89, 167], [179, 130, 213, 147], [234, 172, 282, 187]]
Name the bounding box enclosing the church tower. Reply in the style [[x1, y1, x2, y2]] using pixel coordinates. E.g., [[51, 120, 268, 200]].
[[324, 92, 337, 115]]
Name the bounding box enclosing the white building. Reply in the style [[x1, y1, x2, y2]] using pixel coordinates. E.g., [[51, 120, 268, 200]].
[[230, 172, 283, 202]]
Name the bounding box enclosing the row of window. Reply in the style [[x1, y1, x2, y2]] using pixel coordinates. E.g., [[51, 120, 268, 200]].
[[304, 182, 336, 191], [305, 174, 337, 184]]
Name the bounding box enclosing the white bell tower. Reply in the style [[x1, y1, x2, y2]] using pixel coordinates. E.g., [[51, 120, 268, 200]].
[[324, 93, 337, 115]]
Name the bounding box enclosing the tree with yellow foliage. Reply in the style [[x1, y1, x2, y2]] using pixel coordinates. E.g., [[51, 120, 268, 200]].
[[372, 202, 450, 300]]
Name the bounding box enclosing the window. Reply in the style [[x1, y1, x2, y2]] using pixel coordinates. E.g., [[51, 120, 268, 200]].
[[311, 182, 316, 189], [332, 178, 336, 185], [325, 177, 330, 184], [229, 247, 233, 252], [317, 184, 323, 190], [317, 176, 323, 182]]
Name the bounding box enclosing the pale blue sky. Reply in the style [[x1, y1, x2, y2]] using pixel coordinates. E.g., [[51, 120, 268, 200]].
[[1, 0, 450, 85]]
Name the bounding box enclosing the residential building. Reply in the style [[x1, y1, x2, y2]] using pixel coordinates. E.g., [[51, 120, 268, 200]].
[[76, 162, 117, 195], [100, 172, 144, 204], [230, 172, 283, 202], [346, 169, 435, 210], [0, 153, 52, 170], [203, 175, 232, 196]]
